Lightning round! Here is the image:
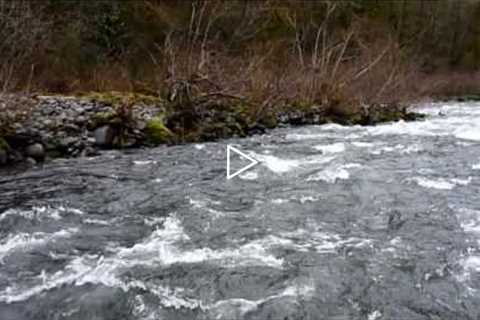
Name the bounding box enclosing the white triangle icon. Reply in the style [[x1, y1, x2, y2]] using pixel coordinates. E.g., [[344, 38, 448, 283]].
[[226, 145, 259, 180]]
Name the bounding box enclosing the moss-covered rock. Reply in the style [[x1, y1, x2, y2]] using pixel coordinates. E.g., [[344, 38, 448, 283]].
[[144, 117, 174, 145], [78, 91, 165, 107], [90, 111, 117, 129]]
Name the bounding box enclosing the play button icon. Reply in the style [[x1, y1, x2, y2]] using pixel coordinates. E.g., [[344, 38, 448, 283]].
[[226, 145, 259, 180]]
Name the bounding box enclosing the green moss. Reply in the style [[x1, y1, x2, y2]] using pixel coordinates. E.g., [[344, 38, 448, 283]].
[[90, 111, 117, 128], [144, 117, 174, 145], [258, 112, 278, 129]]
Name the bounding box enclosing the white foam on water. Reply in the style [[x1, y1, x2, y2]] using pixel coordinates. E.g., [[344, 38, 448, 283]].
[[366, 120, 444, 137], [0, 253, 205, 310], [368, 310, 382, 320], [307, 163, 361, 183], [194, 144, 205, 150], [458, 207, 480, 234], [250, 151, 336, 175], [364, 104, 480, 143], [133, 160, 157, 165], [271, 194, 319, 204], [307, 167, 349, 183], [277, 228, 373, 254], [138, 241, 284, 269], [313, 143, 345, 154], [210, 298, 259, 318], [253, 154, 300, 173], [285, 133, 331, 141], [0, 228, 79, 262], [411, 177, 454, 190], [455, 128, 480, 141], [59, 207, 85, 216], [461, 221, 480, 235], [473, 163, 480, 170], [409, 176, 471, 190], [301, 155, 337, 166], [189, 198, 225, 218], [461, 256, 480, 272], [451, 177, 473, 186], [452, 207, 480, 286], [84, 218, 111, 225], [208, 280, 314, 319], [0, 215, 284, 304], [271, 198, 289, 204], [128, 280, 204, 310], [239, 171, 258, 180], [370, 144, 422, 155], [352, 141, 375, 148], [299, 196, 319, 203], [320, 123, 352, 130], [143, 216, 165, 226], [0, 206, 84, 222]]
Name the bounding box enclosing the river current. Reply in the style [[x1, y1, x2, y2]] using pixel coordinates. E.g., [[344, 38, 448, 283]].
[[1, 102, 480, 319]]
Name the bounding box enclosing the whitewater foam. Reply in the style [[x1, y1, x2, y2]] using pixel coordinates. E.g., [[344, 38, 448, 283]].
[[253, 154, 300, 173], [239, 171, 258, 180], [0, 206, 84, 222], [313, 143, 345, 154], [0, 215, 284, 304], [209, 280, 314, 318], [133, 160, 157, 165], [370, 144, 422, 155], [307, 163, 361, 183], [352, 141, 375, 148], [0, 228, 79, 262], [410, 176, 472, 190], [189, 198, 225, 218]]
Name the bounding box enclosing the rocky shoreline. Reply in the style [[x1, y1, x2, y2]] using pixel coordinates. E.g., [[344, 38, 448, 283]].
[[0, 92, 421, 169]]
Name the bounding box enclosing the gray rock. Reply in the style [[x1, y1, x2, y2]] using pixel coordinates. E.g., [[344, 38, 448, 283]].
[[94, 126, 115, 147], [59, 137, 78, 148], [0, 149, 7, 165], [43, 119, 53, 127], [64, 123, 80, 132], [25, 143, 45, 160], [58, 112, 67, 122], [25, 157, 37, 166], [75, 116, 86, 124]]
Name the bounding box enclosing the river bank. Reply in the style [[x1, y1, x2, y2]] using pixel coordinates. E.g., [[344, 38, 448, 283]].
[[0, 91, 421, 168]]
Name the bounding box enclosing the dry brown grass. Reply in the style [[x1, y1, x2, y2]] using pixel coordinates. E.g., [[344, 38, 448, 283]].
[[1, 1, 477, 107], [413, 71, 480, 99]]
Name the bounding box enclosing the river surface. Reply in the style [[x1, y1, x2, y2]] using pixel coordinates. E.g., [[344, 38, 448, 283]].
[[1, 102, 480, 320]]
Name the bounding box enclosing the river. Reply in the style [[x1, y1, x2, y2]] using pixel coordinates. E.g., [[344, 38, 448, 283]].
[[1, 102, 480, 320]]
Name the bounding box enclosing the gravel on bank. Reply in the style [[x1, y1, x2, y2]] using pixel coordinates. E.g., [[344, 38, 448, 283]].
[[0, 92, 421, 169]]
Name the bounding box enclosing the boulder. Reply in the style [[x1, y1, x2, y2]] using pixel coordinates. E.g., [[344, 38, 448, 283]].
[[25, 157, 37, 166], [94, 125, 115, 147], [144, 118, 173, 145], [25, 143, 45, 160]]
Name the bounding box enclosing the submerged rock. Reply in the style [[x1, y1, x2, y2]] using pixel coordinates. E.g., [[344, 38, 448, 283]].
[[25, 143, 45, 160], [25, 157, 37, 166]]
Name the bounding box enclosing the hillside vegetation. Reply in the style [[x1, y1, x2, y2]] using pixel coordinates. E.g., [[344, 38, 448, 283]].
[[1, 0, 479, 102]]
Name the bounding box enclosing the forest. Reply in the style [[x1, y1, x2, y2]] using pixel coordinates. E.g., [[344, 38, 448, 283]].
[[1, 0, 479, 106]]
